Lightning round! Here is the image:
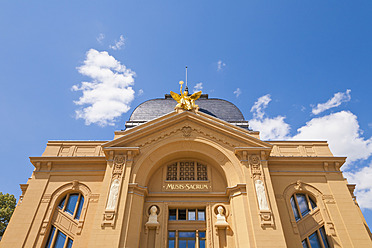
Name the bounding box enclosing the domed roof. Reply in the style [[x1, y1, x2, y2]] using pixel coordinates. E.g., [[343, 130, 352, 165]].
[[125, 94, 249, 129]]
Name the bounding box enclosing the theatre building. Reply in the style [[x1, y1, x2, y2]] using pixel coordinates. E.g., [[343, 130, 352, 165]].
[[1, 90, 372, 248]]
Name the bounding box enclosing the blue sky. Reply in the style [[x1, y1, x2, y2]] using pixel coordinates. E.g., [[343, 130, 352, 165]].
[[1, 1, 372, 227]]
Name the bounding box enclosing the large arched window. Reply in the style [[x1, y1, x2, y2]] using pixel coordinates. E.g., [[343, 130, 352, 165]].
[[44, 192, 85, 248], [290, 193, 317, 221]]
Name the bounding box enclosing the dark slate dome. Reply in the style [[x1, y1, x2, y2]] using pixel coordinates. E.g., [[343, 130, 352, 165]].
[[125, 94, 249, 129]]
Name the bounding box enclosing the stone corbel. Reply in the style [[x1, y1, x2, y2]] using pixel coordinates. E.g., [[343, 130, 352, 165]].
[[19, 184, 29, 204], [326, 222, 337, 236], [259, 210, 274, 227]]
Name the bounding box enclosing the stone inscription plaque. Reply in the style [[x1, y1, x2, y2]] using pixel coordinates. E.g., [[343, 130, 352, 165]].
[[162, 182, 211, 192]]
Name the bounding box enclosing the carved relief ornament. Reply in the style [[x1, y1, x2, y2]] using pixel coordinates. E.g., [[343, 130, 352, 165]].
[[102, 149, 139, 227]]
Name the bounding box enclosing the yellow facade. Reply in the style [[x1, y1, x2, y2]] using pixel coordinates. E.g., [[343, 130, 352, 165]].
[[1, 97, 372, 248]]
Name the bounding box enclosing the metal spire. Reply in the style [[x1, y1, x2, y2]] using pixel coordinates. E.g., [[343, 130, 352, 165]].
[[185, 66, 189, 93]]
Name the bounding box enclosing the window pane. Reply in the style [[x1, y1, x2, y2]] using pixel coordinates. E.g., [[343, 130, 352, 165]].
[[199, 231, 206, 238], [65, 194, 79, 215], [179, 209, 187, 220], [58, 196, 66, 209], [168, 240, 175, 248], [188, 210, 196, 220], [296, 194, 310, 217], [188, 240, 195, 248], [179, 232, 196, 238], [302, 239, 309, 248], [54, 231, 67, 248], [66, 238, 73, 248], [179, 240, 187, 248], [309, 231, 322, 248], [169, 231, 176, 238], [198, 209, 205, 221], [75, 196, 84, 220], [199, 240, 206, 248], [319, 226, 329, 248], [45, 226, 56, 248], [309, 197, 317, 210], [169, 209, 177, 220], [290, 196, 300, 221]]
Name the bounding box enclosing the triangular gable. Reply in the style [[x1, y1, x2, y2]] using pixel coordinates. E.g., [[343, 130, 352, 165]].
[[102, 110, 272, 149]]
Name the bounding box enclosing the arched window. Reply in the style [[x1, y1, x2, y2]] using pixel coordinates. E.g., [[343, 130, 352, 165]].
[[58, 193, 84, 220], [290, 193, 317, 221], [44, 192, 85, 248]]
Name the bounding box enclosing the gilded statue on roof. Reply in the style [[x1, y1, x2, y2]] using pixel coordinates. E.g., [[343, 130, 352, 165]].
[[170, 81, 202, 111]]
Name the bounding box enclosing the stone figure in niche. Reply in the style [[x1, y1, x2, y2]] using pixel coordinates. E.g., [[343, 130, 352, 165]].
[[255, 179, 269, 210], [215, 205, 229, 228], [146, 206, 159, 224], [106, 179, 120, 210]]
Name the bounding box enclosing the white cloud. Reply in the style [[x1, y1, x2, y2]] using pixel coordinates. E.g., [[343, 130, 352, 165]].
[[217, 60, 226, 71], [233, 88, 242, 97], [292, 111, 372, 165], [193, 83, 203, 93], [250, 94, 272, 119], [249, 93, 372, 210], [312, 89, 351, 115], [249, 94, 290, 140], [72, 49, 136, 127], [138, 89, 144, 96], [109, 35, 125, 50], [249, 116, 291, 140], [96, 33, 105, 43], [344, 161, 372, 210]]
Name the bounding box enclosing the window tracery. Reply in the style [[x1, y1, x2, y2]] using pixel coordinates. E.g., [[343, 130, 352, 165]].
[[166, 161, 208, 181]]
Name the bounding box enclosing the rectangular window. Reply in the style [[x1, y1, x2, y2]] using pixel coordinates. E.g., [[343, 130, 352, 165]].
[[199, 231, 206, 248], [46, 226, 56, 248], [301, 239, 309, 248], [198, 209, 205, 221], [319, 226, 329, 248], [169, 209, 177, 220], [44, 226, 73, 248], [169, 208, 206, 221], [168, 231, 205, 248], [54, 230, 67, 248], [179, 209, 187, 220], [308, 231, 322, 248], [188, 209, 196, 220]]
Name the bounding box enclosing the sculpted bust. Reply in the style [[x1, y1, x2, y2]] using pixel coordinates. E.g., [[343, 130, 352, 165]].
[[215, 206, 229, 228], [147, 205, 159, 224]]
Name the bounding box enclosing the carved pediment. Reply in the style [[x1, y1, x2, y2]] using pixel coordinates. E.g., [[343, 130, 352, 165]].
[[102, 111, 272, 151]]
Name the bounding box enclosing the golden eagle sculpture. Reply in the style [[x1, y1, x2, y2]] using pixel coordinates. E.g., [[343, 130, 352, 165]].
[[170, 81, 202, 111]]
